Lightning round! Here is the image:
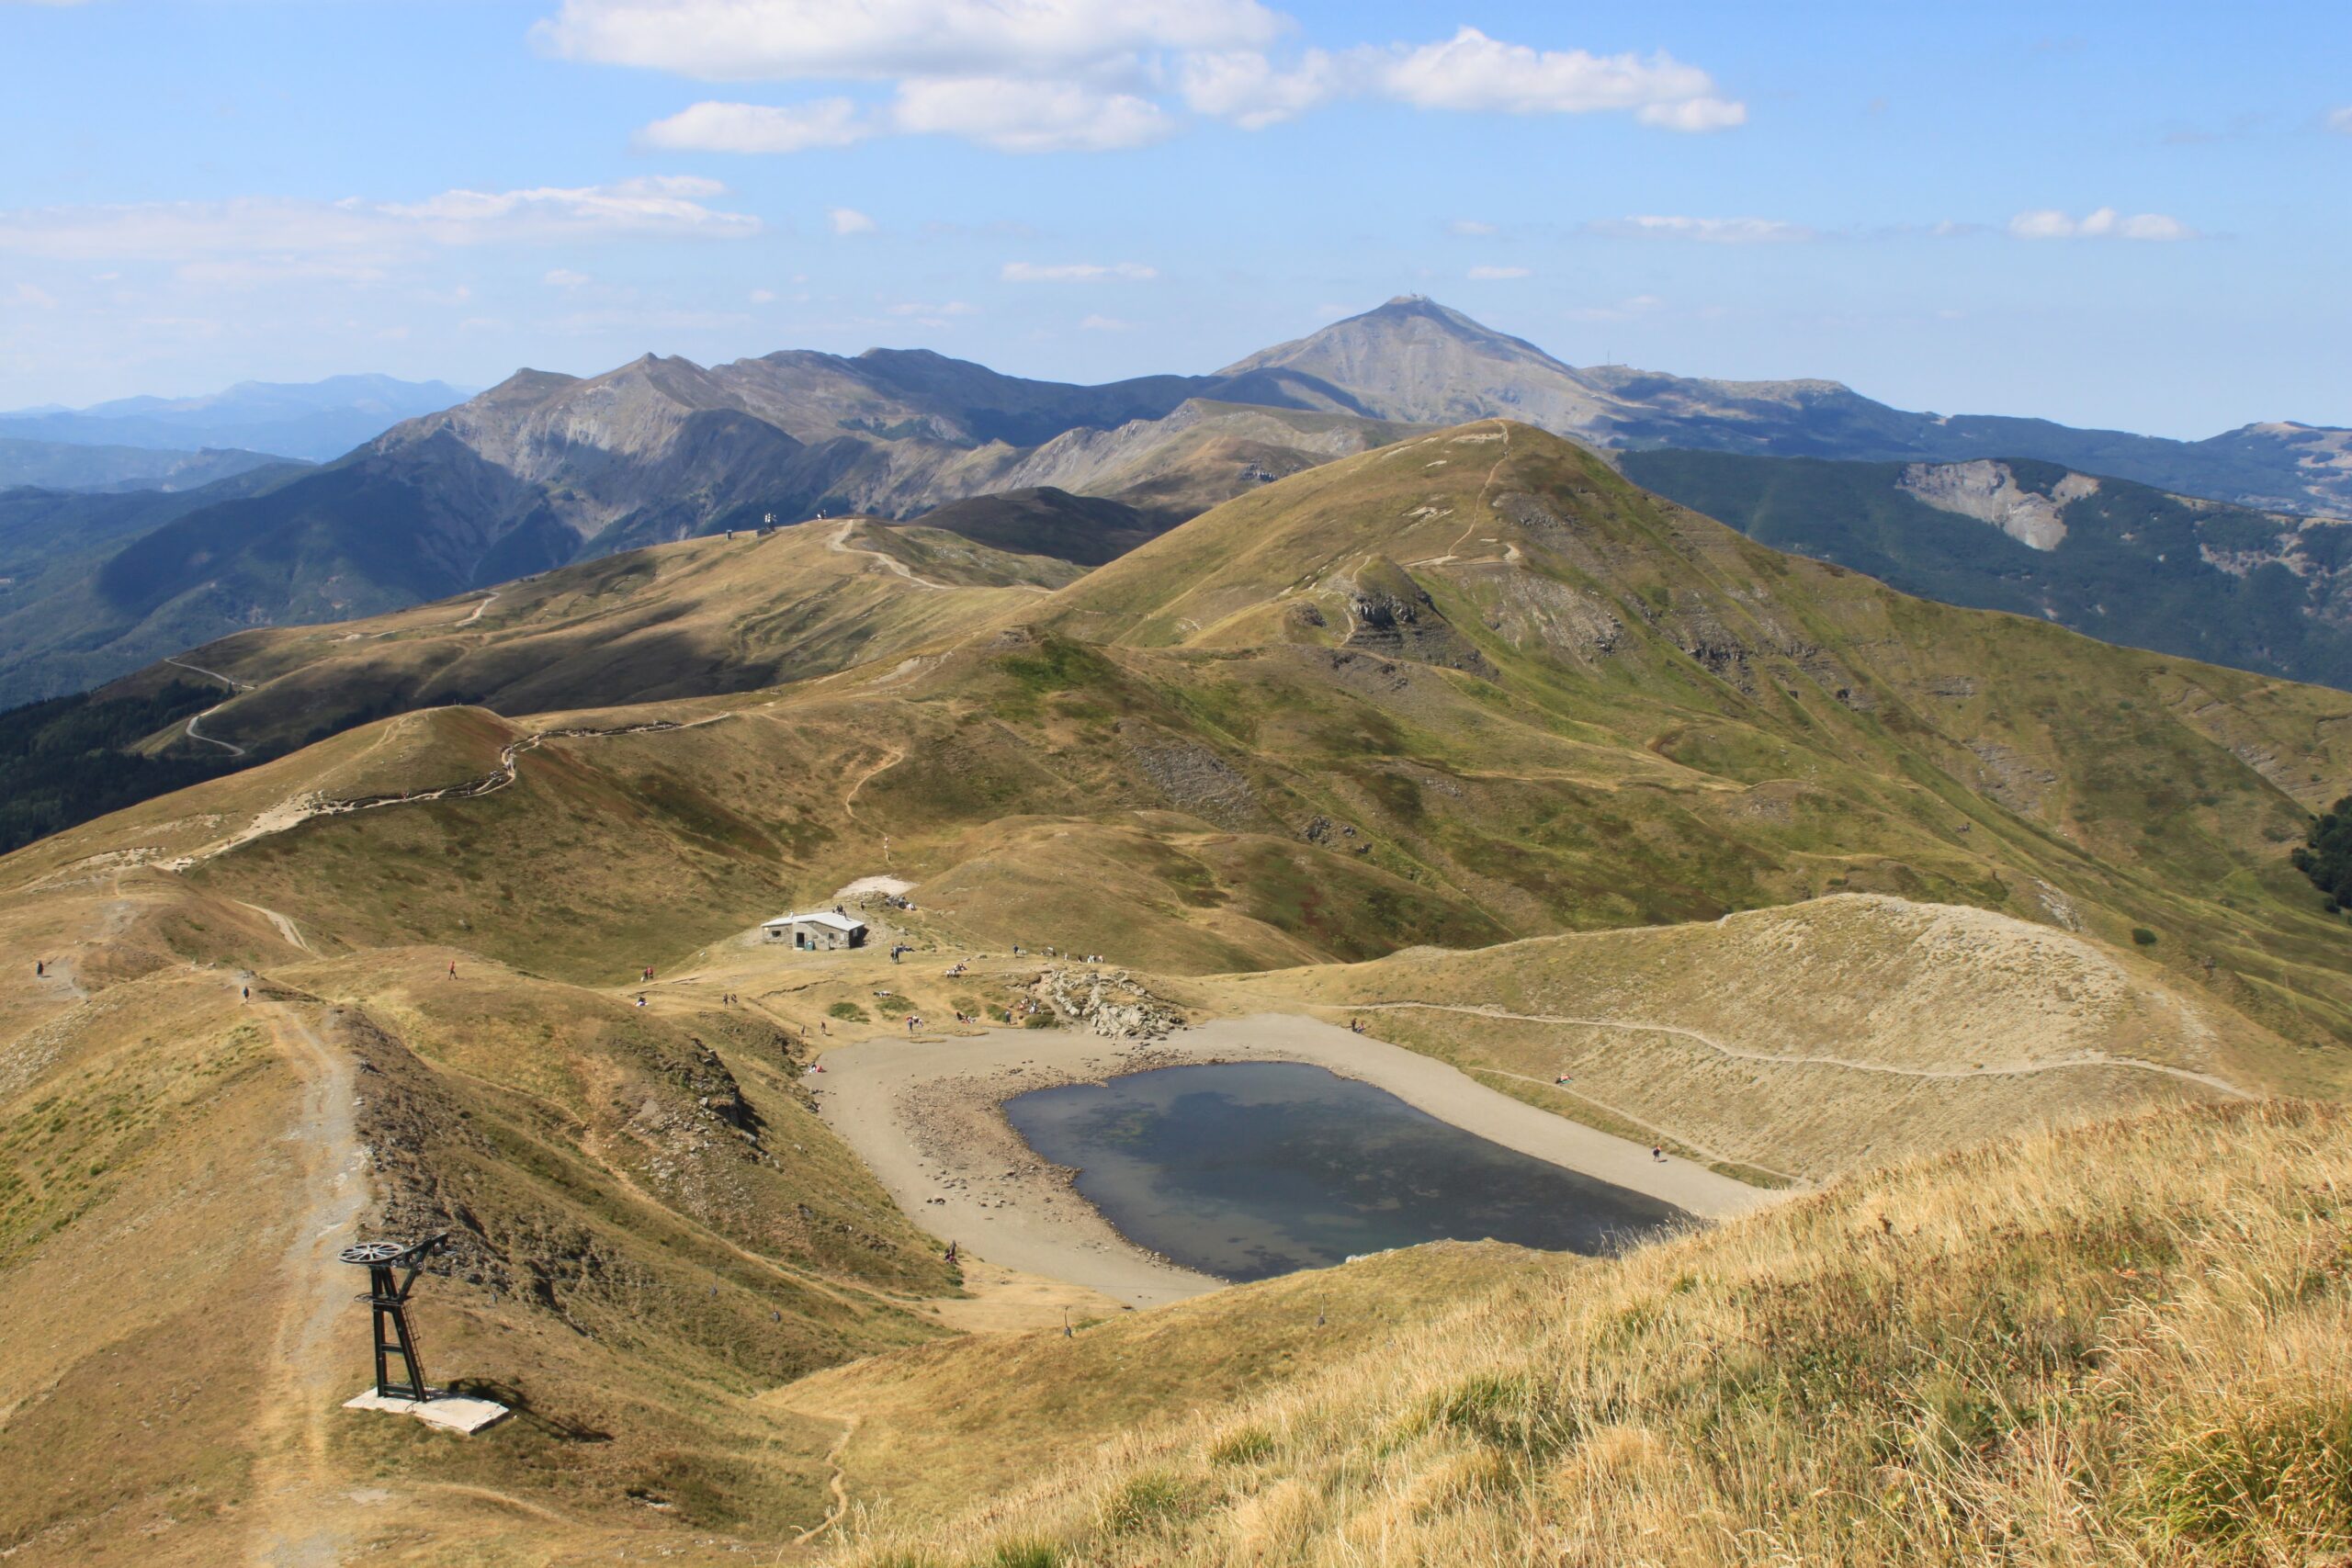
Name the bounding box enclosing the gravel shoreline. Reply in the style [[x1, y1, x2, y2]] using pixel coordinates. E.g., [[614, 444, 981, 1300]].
[[811, 1012, 1775, 1308]]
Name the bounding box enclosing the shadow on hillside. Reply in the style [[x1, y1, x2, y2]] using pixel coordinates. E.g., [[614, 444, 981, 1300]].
[[445, 1378, 613, 1443]]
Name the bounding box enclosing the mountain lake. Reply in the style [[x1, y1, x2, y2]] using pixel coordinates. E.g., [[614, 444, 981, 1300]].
[[1001, 1060, 1689, 1282]]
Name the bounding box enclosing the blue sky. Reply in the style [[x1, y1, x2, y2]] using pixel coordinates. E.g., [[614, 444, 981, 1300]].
[[1, 0, 2345, 437]]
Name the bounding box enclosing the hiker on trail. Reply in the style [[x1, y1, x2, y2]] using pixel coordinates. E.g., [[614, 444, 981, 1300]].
[[636, 994, 648, 1009], [944, 1241, 957, 1266], [33, 961, 41, 977], [906, 1015, 919, 1034], [448, 961, 457, 979], [242, 986, 250, 1001], [1652, 1145, 1664, 1162]]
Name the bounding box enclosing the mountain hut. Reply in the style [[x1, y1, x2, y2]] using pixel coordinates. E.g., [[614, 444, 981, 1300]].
[[763, 910, 869, 950]]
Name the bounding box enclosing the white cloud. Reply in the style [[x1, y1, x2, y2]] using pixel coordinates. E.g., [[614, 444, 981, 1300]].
[[590, 5, 1743, 151], [1176, 30, 1744, 135], [749, 288, 778, 303], [2328, 106, 2352, 134], [2007, 207, 2198, 241], [1465, 265, 1530, 279], [1079, 313, 1131, 330], [1001, 261, 1157, 282], [828, 206, 876, 235], [640, 97, 867, 152], [544, 267, 593, 287], [0, 178, 759, 268], [1370, 28, 1742, 129], [1447, 219, 1498, 237], [890, 76, 1171, 152], [885, 299, 977, 317], [1177, 49, 1339, 129], [375, 175, 759, 240], [1588, 214, 1814, 243], [1636, 96, 1747, 132], [649, 78, 1170, 154], [536, 0, 1284, 81], [8, 282, 59, 308]]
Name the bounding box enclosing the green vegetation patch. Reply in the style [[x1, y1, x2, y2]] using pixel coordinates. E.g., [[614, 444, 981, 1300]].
[[2294, 793, 2352, 909], [0, 681, 251, 854], [2138, 1396, 2352, 1550]]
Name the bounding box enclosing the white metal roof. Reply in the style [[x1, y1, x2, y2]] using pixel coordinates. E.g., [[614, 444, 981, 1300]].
[[763, 910, 867, 931]]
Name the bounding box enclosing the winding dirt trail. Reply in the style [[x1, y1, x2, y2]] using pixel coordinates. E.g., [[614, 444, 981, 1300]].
[[790, 1416, 857, 1545], [164, 655, 254, 758], [242, 901, 312, 953], [1353, 1000, 2255, 1100], [164, 715, 728, 871], [841, 743, 907, 824], [830, 519, 952, 592], [243, 979, 370, 1568], [454, 591, 499, 626]]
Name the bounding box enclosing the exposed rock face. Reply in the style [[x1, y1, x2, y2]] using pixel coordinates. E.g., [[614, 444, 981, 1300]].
[[1967, 740, 2062, 813], [1340, 556, 1497, 677], [1899, 459, 2098, 551]]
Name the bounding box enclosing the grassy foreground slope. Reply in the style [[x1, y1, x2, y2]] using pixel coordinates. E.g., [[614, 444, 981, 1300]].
[[842, 1099, 2352, 1567]]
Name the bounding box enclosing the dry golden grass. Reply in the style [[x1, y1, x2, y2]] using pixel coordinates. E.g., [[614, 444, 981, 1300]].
[[774, 1243, 1556, 1520], [1205, 893, 2283, 1183], [842, 1099, 2352, 1567]]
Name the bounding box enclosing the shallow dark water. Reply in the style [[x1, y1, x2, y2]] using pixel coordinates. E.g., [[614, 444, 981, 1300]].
[[1001, 1060, 1686, 1282]]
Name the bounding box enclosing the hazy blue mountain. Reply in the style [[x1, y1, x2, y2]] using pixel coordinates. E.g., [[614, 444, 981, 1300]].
[[0, 462, 309, 703], [0, 373, 473, 463], [0, 437, 295, 493]]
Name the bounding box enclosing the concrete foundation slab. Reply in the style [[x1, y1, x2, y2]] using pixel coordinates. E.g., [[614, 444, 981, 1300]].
[[343, 1388, 511, 1435]]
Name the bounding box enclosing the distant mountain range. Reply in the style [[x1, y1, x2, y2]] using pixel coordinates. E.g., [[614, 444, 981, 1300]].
[[5, 296, 2352, 706], [1623, 449, 2352, 692], [0, 373, 472, 466], [0, 437, 293, 494]]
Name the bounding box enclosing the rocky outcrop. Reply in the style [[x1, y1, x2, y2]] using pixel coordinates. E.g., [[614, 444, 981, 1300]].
[[1340, 556, 1497, 676], [1028, 966, 1185, 1039], [1899, 460, 2098, 551]]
